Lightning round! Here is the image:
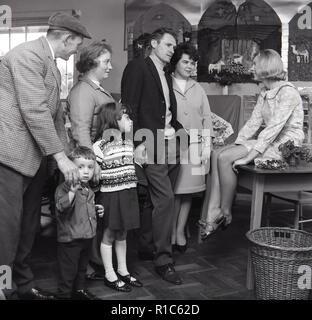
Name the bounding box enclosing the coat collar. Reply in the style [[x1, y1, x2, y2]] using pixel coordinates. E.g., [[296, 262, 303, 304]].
[[79, 75, 113, 98], [260, 81, 296, 100], [39, 36, 61, 90], [172, 76, 196, 96]]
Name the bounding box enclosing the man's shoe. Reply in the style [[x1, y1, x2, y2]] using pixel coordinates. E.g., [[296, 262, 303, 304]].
[[19, 288, 56, 300], [72, 289, 101, 300], [85, 271, 105, 281], [155, 264, 182, 285], [138, 251, 154, 261]]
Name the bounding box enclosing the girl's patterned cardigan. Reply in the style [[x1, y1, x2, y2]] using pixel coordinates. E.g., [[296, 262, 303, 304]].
[[93, 136, 138, 192]]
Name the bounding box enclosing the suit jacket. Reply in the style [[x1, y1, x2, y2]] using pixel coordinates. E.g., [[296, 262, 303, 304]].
[[0, 36, 66, 177], [121, 57, 184, 159]]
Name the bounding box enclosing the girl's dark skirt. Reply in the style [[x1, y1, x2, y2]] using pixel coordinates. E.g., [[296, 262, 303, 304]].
[[96, 188, 140, 231]]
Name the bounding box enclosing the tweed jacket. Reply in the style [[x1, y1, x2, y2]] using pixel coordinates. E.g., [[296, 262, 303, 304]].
[[121, 57, 184, 159], [67, 76, 115, 149], [0, 36, 66, 177]]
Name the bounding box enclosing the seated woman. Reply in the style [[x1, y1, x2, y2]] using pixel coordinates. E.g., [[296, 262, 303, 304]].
[[199, 49, 305, 241], [169, 43, 214, 252]]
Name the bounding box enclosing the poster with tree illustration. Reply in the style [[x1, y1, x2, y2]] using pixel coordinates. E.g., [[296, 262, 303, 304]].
[[288, 3, 312, 81]]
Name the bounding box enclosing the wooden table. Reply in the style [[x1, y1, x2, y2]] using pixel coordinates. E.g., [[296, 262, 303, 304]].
[[237, 164, 312, 290]]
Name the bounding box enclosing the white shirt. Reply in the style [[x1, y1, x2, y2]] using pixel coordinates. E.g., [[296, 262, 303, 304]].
[[149, 55, 175, 140], [173, 77, 187, 94]]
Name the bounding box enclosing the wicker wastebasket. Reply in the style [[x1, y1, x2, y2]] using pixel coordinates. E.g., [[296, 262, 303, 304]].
[[246, 227, 312, 300]]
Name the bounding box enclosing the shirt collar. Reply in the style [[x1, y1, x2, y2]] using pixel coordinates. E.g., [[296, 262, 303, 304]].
[[45, 36, 55, 60], [150, 55, 165, 73], [90, 79, 101, 87], [260, 81, 295, 99]]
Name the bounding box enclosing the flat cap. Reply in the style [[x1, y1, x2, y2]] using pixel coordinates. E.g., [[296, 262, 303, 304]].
[[48, 12, 91, 39]]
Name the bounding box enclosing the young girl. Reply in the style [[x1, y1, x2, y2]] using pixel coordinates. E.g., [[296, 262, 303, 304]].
[[93, 102, 143, 292]]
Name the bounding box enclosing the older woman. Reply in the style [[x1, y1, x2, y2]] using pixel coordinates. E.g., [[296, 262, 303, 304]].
[[169, 43, 213, 252], [67, 40, 115, 279], [199, 49, 304, 241], [68, 40, 115, 150]]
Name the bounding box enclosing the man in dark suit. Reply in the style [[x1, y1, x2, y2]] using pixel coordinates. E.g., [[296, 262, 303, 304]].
[[121, 28, 185, 285], [0, 12, 91, 300]]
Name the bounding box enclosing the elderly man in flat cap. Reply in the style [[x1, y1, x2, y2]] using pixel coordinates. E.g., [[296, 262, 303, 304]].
[[0, 12, 91, 300]]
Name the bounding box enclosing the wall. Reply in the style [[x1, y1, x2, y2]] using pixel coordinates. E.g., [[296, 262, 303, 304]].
[[6, 0, 126, 94], [5, 0, 312, 95]]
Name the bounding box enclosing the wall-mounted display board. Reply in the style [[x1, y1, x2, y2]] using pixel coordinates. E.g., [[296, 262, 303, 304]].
[[288, 3, 312, 81], [125, 0, 281, 84]]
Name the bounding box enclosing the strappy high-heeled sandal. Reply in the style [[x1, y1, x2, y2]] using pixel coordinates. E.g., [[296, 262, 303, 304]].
[[197, 214, 226, 241], [223, 213, 232, 228]]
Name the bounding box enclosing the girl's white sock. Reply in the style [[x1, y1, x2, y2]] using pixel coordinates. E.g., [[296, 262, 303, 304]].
[[115, 240, 129, 276], [100, 243, 117, 282]]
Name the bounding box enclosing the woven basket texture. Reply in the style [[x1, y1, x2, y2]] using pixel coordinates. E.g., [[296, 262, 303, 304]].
[[246, 227, 312, 300]]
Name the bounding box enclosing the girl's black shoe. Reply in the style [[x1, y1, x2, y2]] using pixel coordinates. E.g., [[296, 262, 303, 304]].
[[117, 273, 143, 287], [104, 277, 132, 292]]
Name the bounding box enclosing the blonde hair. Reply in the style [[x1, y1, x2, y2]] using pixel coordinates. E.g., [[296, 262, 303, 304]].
[[253, 49, 286, 81]]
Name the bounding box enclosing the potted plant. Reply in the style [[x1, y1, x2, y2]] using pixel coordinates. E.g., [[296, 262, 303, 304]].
[[278, 140, 312, 166]]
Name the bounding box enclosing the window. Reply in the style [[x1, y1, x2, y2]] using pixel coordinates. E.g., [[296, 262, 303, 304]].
[[0, 25, 74, 99]]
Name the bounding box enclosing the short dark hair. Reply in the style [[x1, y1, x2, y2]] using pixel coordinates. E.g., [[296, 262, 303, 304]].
[[168, 42, 199, 74], [150, 28, 177, 45], [76, 40, 112, 74], [68, 146, 96, 161]]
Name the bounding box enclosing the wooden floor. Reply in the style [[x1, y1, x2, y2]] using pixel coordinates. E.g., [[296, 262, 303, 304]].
[[31, 197, 312, 300]]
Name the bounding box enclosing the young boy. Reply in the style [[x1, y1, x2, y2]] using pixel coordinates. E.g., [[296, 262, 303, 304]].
[[55, 146, 104, 300]]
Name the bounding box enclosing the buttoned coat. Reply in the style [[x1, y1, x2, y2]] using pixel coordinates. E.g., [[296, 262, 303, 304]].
[[172, 77, 213, 194], [0, 36, 66, 177]]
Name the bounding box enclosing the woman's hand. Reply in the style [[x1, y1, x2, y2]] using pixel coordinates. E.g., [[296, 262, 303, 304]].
[[232, 157, 250, 174]]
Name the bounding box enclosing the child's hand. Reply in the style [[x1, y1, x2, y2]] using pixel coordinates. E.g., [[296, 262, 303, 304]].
[[70, 182, 81, 193], [95, 204, 105, 218]]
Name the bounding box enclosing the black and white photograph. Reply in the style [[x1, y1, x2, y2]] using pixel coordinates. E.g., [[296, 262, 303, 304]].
[[1, 0, 312, 309]]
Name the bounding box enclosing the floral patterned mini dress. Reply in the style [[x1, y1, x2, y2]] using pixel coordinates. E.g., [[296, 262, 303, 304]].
[[235, 82, 304, 161]]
